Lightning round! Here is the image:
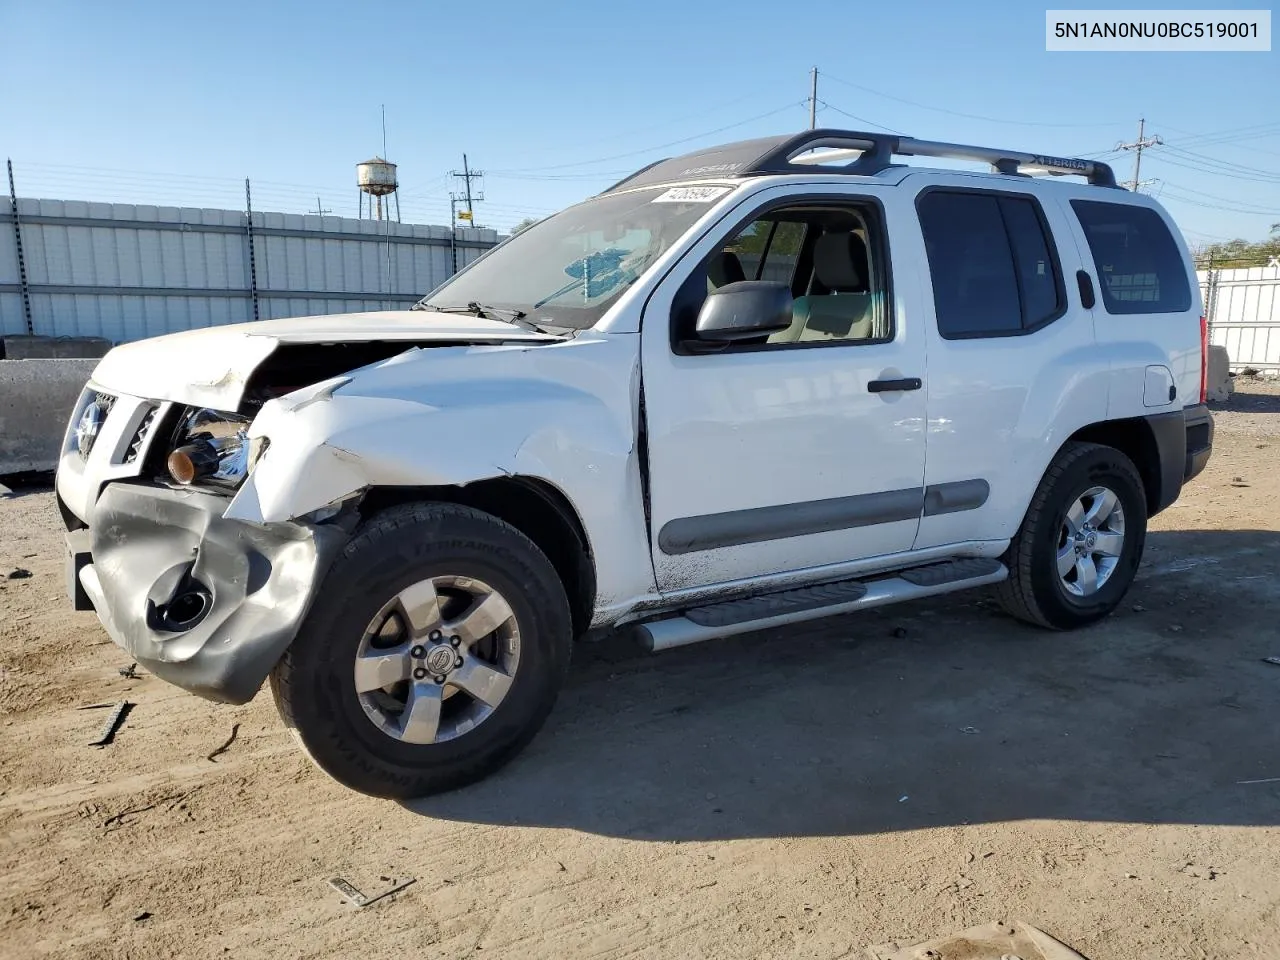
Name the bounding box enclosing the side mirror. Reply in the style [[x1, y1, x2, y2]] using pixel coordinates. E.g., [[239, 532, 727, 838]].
[[694, 281, 794, 342]]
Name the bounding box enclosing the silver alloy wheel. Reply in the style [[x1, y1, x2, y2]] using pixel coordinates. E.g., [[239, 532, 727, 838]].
[[354, 575, 521, 745], [1057, 485, 1126, 598]]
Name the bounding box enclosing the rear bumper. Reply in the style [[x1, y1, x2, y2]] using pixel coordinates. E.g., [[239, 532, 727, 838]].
[[1143, 403, 1214, 515], [1182, 402, 1214, 483], [66, 483, 346, 704]]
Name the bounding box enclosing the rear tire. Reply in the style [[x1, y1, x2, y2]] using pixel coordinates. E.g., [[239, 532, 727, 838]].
[[997, 442, 1146, 630], [270, 502, 572, 799]]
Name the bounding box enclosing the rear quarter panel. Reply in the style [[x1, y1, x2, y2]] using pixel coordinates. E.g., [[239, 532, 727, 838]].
[[1052, 189, 1204, 421]]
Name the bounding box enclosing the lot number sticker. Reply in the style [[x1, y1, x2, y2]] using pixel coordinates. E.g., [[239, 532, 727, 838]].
[[652, 186, 732, 204]]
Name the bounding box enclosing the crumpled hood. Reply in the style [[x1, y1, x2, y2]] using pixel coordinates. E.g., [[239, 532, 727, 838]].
[[88, 310, 558, 409]]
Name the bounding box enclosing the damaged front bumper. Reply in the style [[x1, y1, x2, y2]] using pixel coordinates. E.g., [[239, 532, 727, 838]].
[[67, 482, 347, 704]]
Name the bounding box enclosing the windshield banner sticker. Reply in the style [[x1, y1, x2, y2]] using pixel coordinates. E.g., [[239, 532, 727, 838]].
[[561, 248, 638, 299], [651, 186, 732, 204]]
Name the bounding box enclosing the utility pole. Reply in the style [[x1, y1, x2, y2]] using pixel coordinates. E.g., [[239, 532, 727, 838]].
[[450, 154, 484, 227], [311, 196, 331, 217], [1117, 117, 1162, 192], [808, 67, 818, 129]]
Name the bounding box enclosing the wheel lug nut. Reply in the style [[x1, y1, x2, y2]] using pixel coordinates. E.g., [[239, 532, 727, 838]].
[[450, 636, 461, 647], [433, 675, 445, 685], [455, 656, 464, 668], [429, 630, 442, 642], [410, 645, 426, 659], [413, 667, 427, 680]]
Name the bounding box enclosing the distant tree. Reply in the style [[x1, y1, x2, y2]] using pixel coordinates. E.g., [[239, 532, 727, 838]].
[[1198, 230, 1280, 268], [511, 216, 540, 235]]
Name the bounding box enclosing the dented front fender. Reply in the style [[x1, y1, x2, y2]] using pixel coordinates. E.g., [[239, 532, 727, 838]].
[[223, 334, 659, 624]]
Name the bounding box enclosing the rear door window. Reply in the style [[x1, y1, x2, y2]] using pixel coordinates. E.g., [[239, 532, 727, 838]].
[[917, 190, 1064, 338], [1071, 200, 1191, 315]]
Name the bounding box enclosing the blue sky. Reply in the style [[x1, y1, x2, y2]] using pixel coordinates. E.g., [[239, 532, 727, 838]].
[[2, 0, 1276, 247]]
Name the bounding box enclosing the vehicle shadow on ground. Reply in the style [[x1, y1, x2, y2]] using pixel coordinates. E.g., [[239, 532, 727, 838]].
[[408, 528, 1280, 840], [1218, 385, 1280, 415]]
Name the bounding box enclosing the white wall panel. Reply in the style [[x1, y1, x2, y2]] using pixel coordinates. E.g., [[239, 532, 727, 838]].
[[1200, 265, 1280, 370], [1, 198, 497, 342]]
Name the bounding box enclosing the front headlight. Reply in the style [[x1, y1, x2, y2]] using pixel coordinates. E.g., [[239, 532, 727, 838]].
[[165, 408, 255, 486], [74, 393, 114, 461]]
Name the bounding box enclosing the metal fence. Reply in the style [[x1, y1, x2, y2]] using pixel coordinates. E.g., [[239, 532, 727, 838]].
[[1, 191, 500, 343], [1198, 262, 1280, 372]]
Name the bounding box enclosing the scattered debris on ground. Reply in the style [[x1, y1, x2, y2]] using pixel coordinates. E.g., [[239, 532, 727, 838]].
[[866, 919, 1089, 960], [326, 876, 416, 909], [86, 701, 132, 747], [206, 724, 240, 763]]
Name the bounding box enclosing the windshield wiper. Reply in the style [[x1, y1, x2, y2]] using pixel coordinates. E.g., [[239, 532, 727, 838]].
[[422, 301, 563, 336]]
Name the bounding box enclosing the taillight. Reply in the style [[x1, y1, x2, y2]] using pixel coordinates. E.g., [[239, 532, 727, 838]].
[[1199, 314, 1209, 404]]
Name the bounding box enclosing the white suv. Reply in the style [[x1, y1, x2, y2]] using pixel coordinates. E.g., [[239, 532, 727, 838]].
[[57, 130, 1214, 798]]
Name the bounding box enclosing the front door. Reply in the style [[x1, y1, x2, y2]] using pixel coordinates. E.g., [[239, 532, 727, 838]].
[[640, 185, 928, 593]]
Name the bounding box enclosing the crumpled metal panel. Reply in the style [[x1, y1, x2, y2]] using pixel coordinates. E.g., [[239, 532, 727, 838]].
[[86, 482, 346, 704]]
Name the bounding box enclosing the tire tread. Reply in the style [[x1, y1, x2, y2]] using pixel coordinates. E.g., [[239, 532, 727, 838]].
[[270, 501, 572, 798], [996, 441, 1143, 630]]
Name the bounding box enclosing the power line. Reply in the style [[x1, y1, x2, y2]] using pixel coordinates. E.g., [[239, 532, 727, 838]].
[[1159, 188, 1278, 217], [1156, 120, 1280, 148], [1150, 150, 1280, 185], [1159, 180, 1279, 208], [489, 101, 805, 174], [485, 170, 632, 182], [1162, 195, 1277, 217], [820, 72, 1124, 129], [1161, 143, 1280, 179], [816, 100, 901, 134]]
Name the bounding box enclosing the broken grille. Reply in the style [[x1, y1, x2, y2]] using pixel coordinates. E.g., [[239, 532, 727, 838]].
[[124, 405, 157, 464]]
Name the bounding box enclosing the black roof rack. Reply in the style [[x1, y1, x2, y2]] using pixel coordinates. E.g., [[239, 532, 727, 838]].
[[602, 128, 1118, 193]]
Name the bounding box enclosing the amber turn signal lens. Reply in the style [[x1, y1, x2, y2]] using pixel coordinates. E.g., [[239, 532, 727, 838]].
[[167, 449, 197, 484], [167, 442, 219, 484]]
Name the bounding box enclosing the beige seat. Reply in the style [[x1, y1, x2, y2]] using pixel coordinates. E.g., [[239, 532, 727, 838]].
[[770, 232, 875, 343]]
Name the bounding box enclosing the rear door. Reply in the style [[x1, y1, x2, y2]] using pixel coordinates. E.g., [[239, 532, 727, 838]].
[[910, 177, 1104, 550]]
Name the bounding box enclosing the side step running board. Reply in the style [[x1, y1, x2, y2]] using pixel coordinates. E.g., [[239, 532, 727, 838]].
[[637, 558, 1006, 652]]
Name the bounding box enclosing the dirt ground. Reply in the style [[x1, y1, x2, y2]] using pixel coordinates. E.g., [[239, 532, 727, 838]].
[[2, 382, 1279, 960]]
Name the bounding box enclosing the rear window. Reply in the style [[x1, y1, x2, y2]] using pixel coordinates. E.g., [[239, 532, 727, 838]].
[[1071, 200, 1191, 315]]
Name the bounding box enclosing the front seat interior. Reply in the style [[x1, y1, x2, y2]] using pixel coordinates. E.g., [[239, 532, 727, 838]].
[[771, 231, 875, 343]]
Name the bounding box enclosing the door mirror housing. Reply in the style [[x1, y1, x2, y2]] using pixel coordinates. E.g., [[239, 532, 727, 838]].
[[695, 281, 794, 342]]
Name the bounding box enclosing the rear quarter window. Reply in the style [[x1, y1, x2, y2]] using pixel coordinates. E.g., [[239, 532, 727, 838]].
[[1071, 200, 1191, 315]]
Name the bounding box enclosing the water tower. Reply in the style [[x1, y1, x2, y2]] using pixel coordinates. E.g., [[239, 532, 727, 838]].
[[357, 156, 400, 221]]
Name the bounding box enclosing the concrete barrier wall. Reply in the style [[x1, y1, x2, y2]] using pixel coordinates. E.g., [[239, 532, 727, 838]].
[[1207, 344, 1233, 402], [0, 358, 96, 474]]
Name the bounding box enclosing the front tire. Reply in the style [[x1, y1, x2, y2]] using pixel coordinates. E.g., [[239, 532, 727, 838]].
[[997, 442, 1147, 630], [271, 502, 572, 799]]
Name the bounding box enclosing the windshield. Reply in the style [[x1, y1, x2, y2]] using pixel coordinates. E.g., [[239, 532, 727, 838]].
[[419, 185, 731, 329]]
